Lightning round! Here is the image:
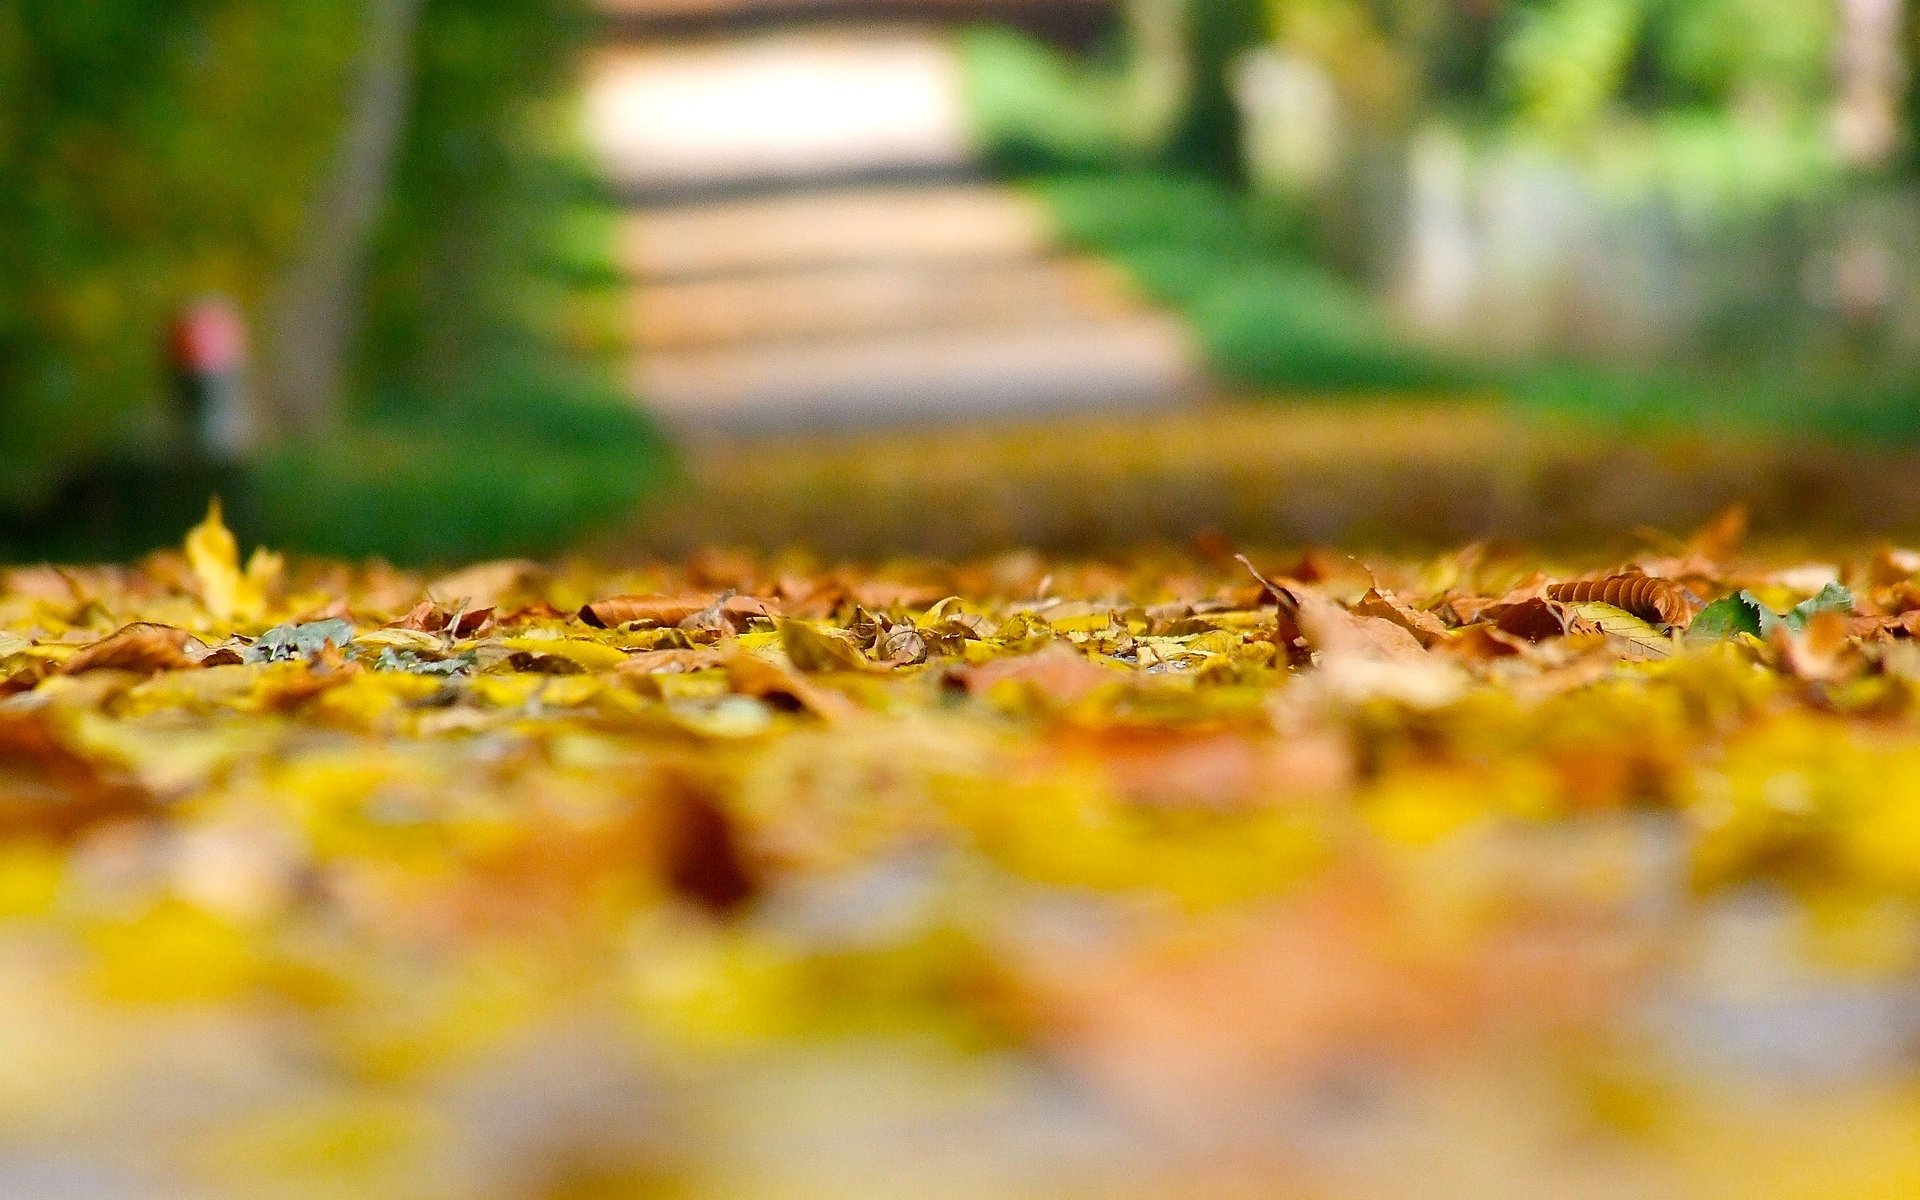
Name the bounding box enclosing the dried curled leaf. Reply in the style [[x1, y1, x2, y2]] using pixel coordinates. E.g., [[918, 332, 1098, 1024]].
[[392, 600, 494, 638], [1547, 574, 1697, 629], [1490, 598, 1569, 643], [61, 623, 197, 675], [1353, 589, 1450, 647], [579, 593, 775, 631]]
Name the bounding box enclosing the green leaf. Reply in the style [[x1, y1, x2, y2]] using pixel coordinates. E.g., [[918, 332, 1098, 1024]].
[[1692, 583, 1855, 642], [247, 619, 354, 664], [1787, 582, 1854, 631], [1689, 593, 1766, 641]]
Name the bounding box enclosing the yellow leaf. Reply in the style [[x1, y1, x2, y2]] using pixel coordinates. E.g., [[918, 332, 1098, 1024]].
[[493, 635, 628, 671], [1564, 601, 1674, 658], [184, 499, 264, 623]]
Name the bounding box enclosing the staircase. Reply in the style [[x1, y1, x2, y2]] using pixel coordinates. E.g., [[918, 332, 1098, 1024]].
[[582, 1, 1206, 436]]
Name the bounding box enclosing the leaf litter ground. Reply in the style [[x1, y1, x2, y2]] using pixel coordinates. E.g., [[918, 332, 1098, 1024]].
[[4, 505, 1920, 1198]]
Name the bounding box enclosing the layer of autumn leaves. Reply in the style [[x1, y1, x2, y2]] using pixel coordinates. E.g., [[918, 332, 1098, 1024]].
[[5, 503, 1920, 1197]]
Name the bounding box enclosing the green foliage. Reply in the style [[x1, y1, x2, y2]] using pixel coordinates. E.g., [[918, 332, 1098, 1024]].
[[959, 0, 1269, 177], [1496, 0, 1646, 139], [1171, 0, 1270, 175], [958, 26, 1142, 171], [1030, 171, 1467, 393], [1691, 584, 1854, 641], [1654, 0, 1835, 109], [1, 0, 665, 563], [247, 399, 673, 565], [1509, 361, 1920, 446], [247, 618, 354, 663], [358, 0, 593, 404], [0, 1, 358, 507], [1689, 593, 1767, 641]]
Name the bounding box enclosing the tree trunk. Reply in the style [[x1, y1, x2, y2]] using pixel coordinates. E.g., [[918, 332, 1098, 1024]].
[[260, 0, 427, 439]]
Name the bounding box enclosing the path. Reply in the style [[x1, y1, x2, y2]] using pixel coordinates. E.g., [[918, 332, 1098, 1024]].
[[581, 2, 1206, 435], [607, 404, 1920, 557]]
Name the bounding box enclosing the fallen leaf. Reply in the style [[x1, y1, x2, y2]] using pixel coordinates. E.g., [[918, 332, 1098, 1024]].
[[778, 619, 875, 674], [391, 600, 493, 637], [428, 559, 543, 608], [725, 652, 858, 720], [184, 499, 264, 622], [954, 646, 1118, 703], [1354, 588, 1451, 646], [0, 712, 149, 838], [1491, 597, 1571, 643], [1547, 573, 1698, 628], [580, 593, 775, 631], [61, 624, 198, 675]]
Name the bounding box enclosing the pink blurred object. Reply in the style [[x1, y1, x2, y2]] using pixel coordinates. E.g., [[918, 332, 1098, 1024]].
[[168, 295, 260, 460]]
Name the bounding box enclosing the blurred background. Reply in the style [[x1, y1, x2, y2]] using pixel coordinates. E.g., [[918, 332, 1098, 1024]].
[[8, 0, 1920, 563]]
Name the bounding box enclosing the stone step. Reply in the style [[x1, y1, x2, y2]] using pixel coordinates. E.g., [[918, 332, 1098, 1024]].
[[634, 317, 1204, 434], [584, 34, 971, 197], [618, 184, 1055, 280], [633, 256, 1141, 349]]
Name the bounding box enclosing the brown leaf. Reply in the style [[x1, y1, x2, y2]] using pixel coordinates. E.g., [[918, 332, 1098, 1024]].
[[875, 625, 929, 666], [844, 578, 950, 611], [1867, 546, 1920, 588], [1491, 597, 1571, 643], [1053, 726, 1351, 811], [1442, 624, 1534, 662], [1353, 588, 1450, 647], [1294, 591, 1429, 665], [1233, 555, 1309, 661], [1685, 502, 1750, 563], [1015, 877, 1473, 1117], [618, 648, 731, 676], [1547, 574, 1698, 628], [657, 783, 758, 915], [955, 647, 1117, 704], [493, 601, 570, 625], [392, 599, 494, 637], [725, 651, 858, 719], [1777, 608, 1859, 684], [61, 623, 197, 675], [579, 593, 775, 631], [428, 559, 543, 609], [0, 712, 149, 839]]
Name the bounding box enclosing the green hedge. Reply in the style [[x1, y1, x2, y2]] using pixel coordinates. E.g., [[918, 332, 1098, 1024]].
[[0, 1, 358, 509], [1, 1, 671, 563], [1028, 171, 1470, 394]]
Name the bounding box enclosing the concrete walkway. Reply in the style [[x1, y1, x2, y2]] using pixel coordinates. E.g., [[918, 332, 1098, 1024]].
[[581, 3, 1205, 435]]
